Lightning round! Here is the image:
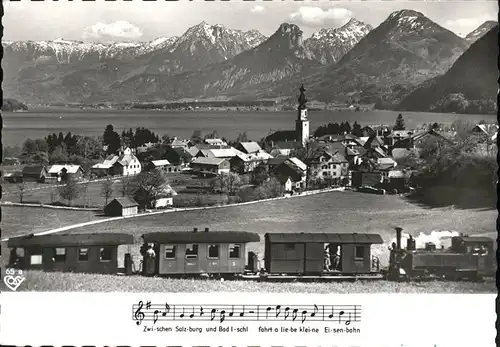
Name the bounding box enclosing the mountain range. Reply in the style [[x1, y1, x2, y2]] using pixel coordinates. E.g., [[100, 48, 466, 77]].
[[1, 10, 496, 112], [397, 24, 498, 114]]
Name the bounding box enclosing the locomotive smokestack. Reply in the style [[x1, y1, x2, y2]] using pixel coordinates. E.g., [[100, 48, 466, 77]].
[[193, 228, 198, 233], [395, 227, 402, 250]]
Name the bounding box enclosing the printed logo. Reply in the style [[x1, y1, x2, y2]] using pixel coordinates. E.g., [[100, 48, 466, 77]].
[[3, 268, 25, 291]]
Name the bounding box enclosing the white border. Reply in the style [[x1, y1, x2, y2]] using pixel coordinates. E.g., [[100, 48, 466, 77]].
[[0, 293, 496, 346]]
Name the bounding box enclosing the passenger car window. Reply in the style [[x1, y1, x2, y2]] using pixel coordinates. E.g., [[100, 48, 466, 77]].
[[355, 246, 365, 260], [229, 244, 241, 259], [186, 244, 198, 259], [100, 247, 113, 262], [30, 247, 42, 265], [208, 245, 219, 259], [54, 247, 66, 262], [164, 245, 176, 259], [78, 248, 89, 261]]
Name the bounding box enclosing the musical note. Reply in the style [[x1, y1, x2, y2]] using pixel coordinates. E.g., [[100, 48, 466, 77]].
[[275, 305, 281, 318], [153, 310, 159, 324], [265, 306, 271, 319], [311, 304, 318, 317], [292, 308, 298, 321], [301, 310, 307, 323], [189, 307, 195, 319], [345, 312, 351, 326], [162, 303, 170, 317], [328, 306, 334, 319], [338, 310, 345, 324], [239, 306, 245, 317], [284, 307, 290, 320], [179, 307, 185, 318], [146, 301, 151, 310], [210, 308, 216, 321], [229, 305, 234, 317], [220, 309, 226, 323], [134, 301, 145, 326]]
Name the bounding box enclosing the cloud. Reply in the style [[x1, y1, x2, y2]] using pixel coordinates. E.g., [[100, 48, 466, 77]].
[[444, 16, 497, 34], [251, 5, 265, 14], [82, 21, 143, 41], [289, 6, 353, 28]]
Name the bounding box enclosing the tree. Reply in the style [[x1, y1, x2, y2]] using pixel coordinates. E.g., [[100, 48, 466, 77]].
[[100, 178, 114, 206], [58, 178, 81, 206], [22, 139, 37, 155], [16, 182, 27, 203], [351, 121, 363, 137], [236, 132, 249, 143], [130, 169, 168, 209], [191, 130, 203, 145], [204, 129, 219, 140], [80, 182, 90, 208], [118, 176, 133, 197], [213, 172, 243, 195], [103, 125, 121, 155], [394, 114, 405, 130]]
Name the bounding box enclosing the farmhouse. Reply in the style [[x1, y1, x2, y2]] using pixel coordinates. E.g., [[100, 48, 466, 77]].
[[146, 159, 180, 173], [91, 154, 119, 177], [204, 138, 227, 146], [307, 150, 349, 183], [104, 197, 139, 217], [48, 164, 84, 182], [273, 158, 306, 190], [190, 157, 230, 176], [235, 141, 262, 155], [21, 165, 48, 183], [113, 147, 142, 176]]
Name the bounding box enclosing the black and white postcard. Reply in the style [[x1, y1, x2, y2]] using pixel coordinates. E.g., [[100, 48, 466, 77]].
[[0, 0, 497, 346]]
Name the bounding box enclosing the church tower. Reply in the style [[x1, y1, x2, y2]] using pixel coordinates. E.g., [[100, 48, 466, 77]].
[[296, 84, 310, 147]]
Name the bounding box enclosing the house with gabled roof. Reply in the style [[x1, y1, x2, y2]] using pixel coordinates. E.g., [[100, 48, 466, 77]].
[[104, 197, 139, 217], [162, 146, 193, 168], [22, 165, 48, 183], [235, 142, 262, 155], [92, 154, 120, 177], [306, 150, 349, 184], [112, 147, 141, 176], [190, 157, 230, 176], [273, 157, 307, 190], [48, 164, 84, 182]]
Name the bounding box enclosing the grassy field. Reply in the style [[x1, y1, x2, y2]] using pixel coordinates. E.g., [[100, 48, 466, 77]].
[[1, 206, 101, 239], [1, 172, 220, 208], [64, 191, 497, 271], [1, 191, 496, 293], [0, 271, 495, 293]]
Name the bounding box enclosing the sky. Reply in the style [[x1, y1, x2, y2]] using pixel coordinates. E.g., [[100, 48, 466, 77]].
[[2, 0, 498, 43]]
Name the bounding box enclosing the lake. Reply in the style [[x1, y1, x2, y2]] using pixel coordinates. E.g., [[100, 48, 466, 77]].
[[2, 108, 495, 146]]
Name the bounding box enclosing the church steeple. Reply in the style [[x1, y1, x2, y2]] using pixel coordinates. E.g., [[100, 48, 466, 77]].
[[298, 84, 308, 110], [295, 84, 309, 147]]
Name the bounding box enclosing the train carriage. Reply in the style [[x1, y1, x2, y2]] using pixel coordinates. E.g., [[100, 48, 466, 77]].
[[7, 233, 134, 274], [141, 228, 260, 276], [264, 232, 384, 277]]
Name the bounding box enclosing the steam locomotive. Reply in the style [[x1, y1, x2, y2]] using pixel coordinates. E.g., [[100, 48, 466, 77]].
[[7, 227, 495, 282]]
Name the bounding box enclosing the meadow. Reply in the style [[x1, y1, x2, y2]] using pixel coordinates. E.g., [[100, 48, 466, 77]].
[[1, 271, 496, 293], [3, 108, 496, 146], [66, 190, 497, 270]]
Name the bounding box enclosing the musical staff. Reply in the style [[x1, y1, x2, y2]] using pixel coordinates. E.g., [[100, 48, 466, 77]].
[[132, 301, 361, 326]]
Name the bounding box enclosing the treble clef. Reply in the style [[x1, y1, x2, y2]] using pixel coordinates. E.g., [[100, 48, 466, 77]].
[[134, 301, 145, 325]]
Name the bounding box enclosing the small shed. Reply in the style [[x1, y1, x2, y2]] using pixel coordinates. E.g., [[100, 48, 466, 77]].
[[7, 233, 134, 274], [142, 229, 260, 275], [22, 165, 48, 183], [104, 197, 139, 217], [264, 233, 384, 275]]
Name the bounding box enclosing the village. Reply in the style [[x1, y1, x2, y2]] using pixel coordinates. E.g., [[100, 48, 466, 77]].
[[2, 86, 498, 218]]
